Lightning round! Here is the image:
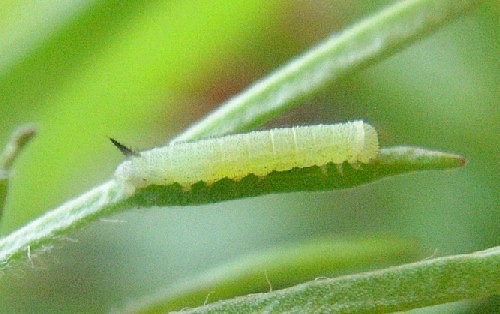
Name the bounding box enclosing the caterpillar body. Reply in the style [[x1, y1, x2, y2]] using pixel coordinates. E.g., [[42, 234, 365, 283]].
[[114, 121, 378, 191]]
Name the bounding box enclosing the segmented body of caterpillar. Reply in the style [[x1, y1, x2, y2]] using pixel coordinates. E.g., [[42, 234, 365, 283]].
[[114, 120, 379, 191]]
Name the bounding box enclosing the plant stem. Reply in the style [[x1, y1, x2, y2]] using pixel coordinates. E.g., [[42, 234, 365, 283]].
[[173, 0, 482, 143], [0, 124, 37, 222], [0, 180, 122, 268]]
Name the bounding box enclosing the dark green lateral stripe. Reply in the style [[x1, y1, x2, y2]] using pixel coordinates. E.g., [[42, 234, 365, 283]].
[[118, 146, 466, 208]]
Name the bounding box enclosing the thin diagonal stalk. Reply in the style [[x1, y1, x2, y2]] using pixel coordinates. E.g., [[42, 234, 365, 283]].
[[173, 0, 482, 142]]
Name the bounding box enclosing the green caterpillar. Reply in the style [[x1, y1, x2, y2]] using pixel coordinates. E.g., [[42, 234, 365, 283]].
[[114, 121, 379, 192]]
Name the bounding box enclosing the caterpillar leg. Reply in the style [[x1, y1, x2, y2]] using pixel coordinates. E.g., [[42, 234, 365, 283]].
[[350, 162, 362, 170], [335, 164, 343, 176], [320, 164, 328, 176]]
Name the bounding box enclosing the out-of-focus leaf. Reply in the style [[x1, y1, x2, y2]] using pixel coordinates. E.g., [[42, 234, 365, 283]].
[[121, 237, 423, 313], [174, 246, 500, 314]]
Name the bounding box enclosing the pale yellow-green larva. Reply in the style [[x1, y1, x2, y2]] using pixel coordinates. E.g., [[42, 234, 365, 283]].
[[114, 121, 378, 192]]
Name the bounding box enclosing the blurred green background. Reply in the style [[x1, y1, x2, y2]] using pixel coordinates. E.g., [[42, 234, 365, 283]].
[[0, 1, 497, 312]]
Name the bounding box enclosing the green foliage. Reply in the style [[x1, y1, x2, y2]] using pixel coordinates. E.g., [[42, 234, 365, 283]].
[[0, 0, 496, 312], [176, 246, 500, 313]]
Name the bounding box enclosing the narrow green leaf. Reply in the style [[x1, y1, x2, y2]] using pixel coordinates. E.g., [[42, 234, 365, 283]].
[[0, 146, 465, 271], [117, 147, 466, 208], [121, 238, 423, 313], [174, 246, 500, 314], [173, 0, 482, 142]]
